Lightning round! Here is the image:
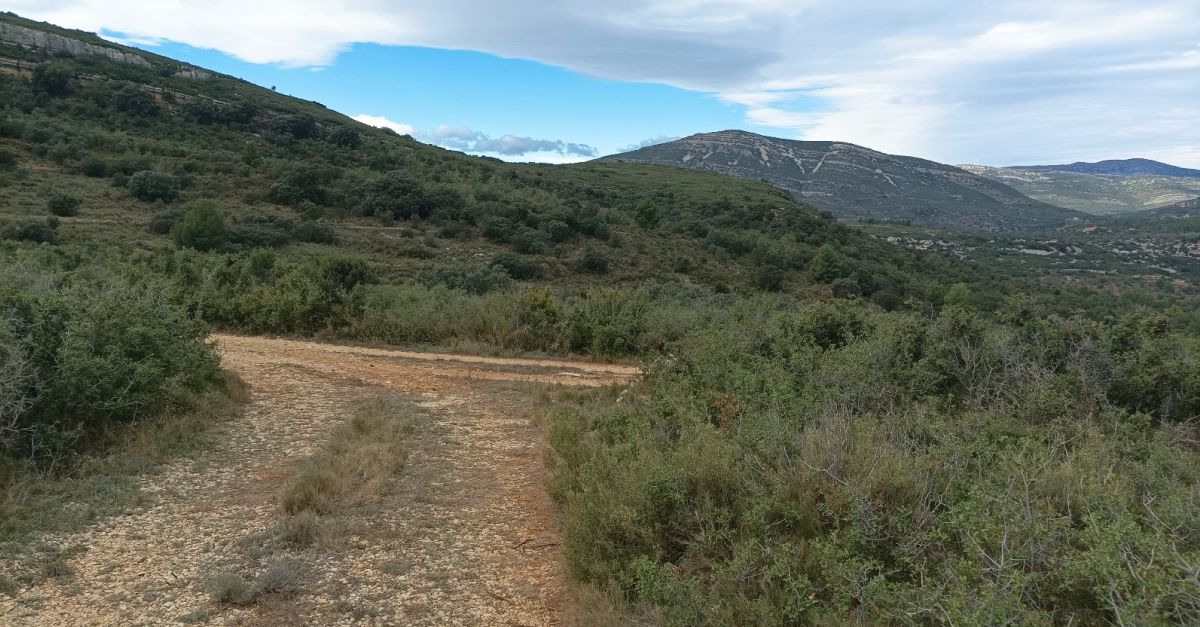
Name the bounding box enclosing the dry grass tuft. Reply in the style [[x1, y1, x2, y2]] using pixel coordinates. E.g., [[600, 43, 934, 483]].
[[278, 395, 413, 522], [204, 570, 257, 606], [277, 509, 331, 548], [255, 559, 306, 598]]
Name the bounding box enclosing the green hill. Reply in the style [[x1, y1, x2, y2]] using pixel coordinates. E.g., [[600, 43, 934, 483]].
[[601, 130, 1084, 232]]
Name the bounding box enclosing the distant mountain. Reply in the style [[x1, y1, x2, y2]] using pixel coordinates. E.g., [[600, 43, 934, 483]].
[[962, 164, 1200, 215], [1009, 158, 1200, 179], [601, 130, 1083, 232]]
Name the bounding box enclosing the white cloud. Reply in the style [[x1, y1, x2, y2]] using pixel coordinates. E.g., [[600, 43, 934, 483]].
[[423, 125, 597, 157], [12, 0, 1200, 166], [352, 114, 414, 136], [619, 136, 683, 152], [352, 116, 595, 161]]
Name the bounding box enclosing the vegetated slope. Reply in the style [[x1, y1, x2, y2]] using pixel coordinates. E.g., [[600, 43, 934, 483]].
[[1099, 197, 1200, 235], [1010, 157, 1200, 179], [962, 163, 1200, 214], [1139, 197, 1200, 219], [601, 130, 1085, 232], [0, 12, 982, 307]]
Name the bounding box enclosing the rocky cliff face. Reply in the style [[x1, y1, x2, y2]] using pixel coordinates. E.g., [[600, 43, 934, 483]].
[[602, 130, 1084, 232], [0, 20, 213, 79], [0, 21, 151, 67]]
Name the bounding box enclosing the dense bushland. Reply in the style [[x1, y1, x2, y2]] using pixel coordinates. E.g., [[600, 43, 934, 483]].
[[548, 300, 1200, 625]]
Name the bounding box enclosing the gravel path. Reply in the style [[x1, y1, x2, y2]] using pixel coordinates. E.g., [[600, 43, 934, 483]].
[[0, 334, 636, 626]]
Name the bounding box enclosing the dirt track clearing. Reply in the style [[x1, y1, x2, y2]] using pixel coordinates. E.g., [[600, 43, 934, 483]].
[[0, 334, 637, 626]]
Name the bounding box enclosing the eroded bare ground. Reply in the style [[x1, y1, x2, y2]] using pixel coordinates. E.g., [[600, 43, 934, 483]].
[[0, 334, 637, 626]]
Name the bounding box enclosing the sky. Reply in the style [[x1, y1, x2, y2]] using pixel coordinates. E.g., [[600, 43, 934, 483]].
[[7, 1, 1199, 166]]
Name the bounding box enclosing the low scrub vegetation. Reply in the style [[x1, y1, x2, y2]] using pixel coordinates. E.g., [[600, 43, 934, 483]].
[[549, 299, 1200, 625]]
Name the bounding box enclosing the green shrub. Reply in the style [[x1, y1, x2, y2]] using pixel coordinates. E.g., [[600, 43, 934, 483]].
[[491, 253, 539, 280], [46, 194, 80, 217], [148, 210, 183, 235], [78, 156, 107, 177], [0, 149, 15, 170], [564, 288, 647, 355], [510, 228, 548, 254], [2, 218, 58, 244], [181, 99, 222, 124], [211, 257, 374, 334], [268, 114, 321, 141], [31, 61, 74, 98], [753, 263, 784, 291], [870, 289, 901, 311], [357, 172, 452, 220], [830, 277, 860, 298], [328, 127, 361, 149], [171, 201, 228, 251], [546, 220, 572, 243], [292, 221, 336, 244], [112, 85, 158, 117], [634, 198, 659, 229], [579, 248, 610, 274], [416, 263, 514, 295], [229, 223, 291, 248], [480, 216, 516, 243], [127, 171, 181, 203], [268, 163, 333, 206], [0, 272, 219, 460], [809, 243, 846, 282], [944, 281, 972, 307]]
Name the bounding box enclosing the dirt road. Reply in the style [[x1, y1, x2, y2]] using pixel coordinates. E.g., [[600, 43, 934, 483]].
[[0, 334, 637, 626]]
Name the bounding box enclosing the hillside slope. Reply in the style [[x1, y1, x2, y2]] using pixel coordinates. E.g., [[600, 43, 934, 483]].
[[962, 164, 1200, 214], [601, 130, 1084, 231], [0, 13, 985, 313]]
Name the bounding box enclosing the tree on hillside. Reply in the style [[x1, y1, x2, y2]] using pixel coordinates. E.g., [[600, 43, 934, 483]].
[[113, 85, 159, 117], [634, 198, 660, 229], [171, 201, 228, 252], [809, 243, 845, 282], [944, 282, 972, 308]]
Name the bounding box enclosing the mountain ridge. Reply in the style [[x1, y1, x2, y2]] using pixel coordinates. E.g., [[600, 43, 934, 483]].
[[601, 130, 1085, 232], [1008, 158, 1200, 179]]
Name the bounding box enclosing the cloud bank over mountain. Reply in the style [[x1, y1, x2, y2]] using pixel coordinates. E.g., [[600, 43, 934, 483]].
[[352, 115, 596, 161]]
